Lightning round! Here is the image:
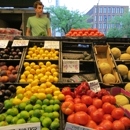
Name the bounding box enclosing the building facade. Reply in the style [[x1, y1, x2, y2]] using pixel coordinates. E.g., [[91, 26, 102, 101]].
[[86, 5, 129, 35]]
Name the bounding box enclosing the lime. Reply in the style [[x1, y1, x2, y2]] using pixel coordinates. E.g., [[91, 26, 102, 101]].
[[36, 99, 43, 106], [17, 94, 24, 100], [46, 94, 53, 100], [44, 106, 53, 113], [30, 95, 37, 104], [17, 113, 20, 119], [16, 118, 26, 124], [42, 128, 49, 130], [53, 111, 60, 118], [46, 112, 54, 120], [41, 110, 44, 114], [43, 99, 50, 105], [43, 112, 49, 117], [25, 104, 33, 111], [20, 111, 30, 120], [4, 101, 13, 109], [54, 118, 60, 122], [42, 117, 52, 128], [29, 110, 34, 117], [5, 115, 13, 124], [49, 99, 54, 105], [53, 99, 60, 105], [40, 116, 46, 122], [6, 108, 13, 115], [11, 108, 19, 116], [0, 121, 8, 126], [33, 109, 42, 118], [42, 105, 47, 110], [11, 116, 19, 124], [53, 104, 60, 111], [50, 121, 60, 130], [33, 104, 42, 110], [19, 102, 26, 110], [29, 117, 40, 123], [0, 114, 5, 122]]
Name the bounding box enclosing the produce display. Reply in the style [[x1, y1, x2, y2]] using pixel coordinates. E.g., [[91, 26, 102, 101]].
[[61, 82, 130, 130]]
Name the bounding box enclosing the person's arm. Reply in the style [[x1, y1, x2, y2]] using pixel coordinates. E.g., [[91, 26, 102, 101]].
[[47, 28, 52, 36], [26, 27, 31, 36]]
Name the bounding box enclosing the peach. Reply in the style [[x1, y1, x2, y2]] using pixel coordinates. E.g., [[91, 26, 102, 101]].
[[8, 66, 15, 71], [1, 76, 9, 82]]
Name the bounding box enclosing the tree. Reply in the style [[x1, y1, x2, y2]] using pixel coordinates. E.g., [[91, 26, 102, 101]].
[[45, 6, 92, 35], [107, 9, 130, 38]]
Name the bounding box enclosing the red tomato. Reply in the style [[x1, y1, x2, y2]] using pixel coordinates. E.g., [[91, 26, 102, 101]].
[[90, 108, 104, 123], [109, 95, 116, 104], [74, 111, 89, 125], [100, 120, 113, 130], [93, 98, 103, 109], [65, 97, 74, 102], [102, 102, 115, 114], [120, 116, 130, 129], [112, 120, 125, 130], [74, 103, 87, 112], [81, 95, 93, 106], [73, 97, 81, 104], [67, 113, 75, 123], [96, 126, 106, 130], [65, 95, 73, 99], [61, 101, 74, 115], [102, 95, 116, 104], [111, 108, 124, 120], [103, 114, 113, 122], [87, 105, 97, 115], [85, 120, 97, 129]]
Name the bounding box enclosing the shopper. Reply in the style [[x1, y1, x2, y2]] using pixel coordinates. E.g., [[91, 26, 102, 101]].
[[26, 1, 51, 36]]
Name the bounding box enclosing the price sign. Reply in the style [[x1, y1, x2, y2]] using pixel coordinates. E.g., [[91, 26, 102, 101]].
[[0, 40, 9, 48], [63, 60, 79, 73], [88, 79, 101, 93], [44, 41, 59, 49], [0, 122, 41, 130], [12, 40, 29, 47]]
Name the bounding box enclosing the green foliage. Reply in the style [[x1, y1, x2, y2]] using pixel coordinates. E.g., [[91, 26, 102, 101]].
[[107, 9, 130, 38], [45, 6, 92, 34]]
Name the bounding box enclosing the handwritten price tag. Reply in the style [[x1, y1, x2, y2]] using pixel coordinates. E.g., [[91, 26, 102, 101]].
[[63, 60, 79, 73], [0, 40, 9, 48], [88, 79, 101, 93], [12, 40, 29, 47], [44, 41, 59, 49]]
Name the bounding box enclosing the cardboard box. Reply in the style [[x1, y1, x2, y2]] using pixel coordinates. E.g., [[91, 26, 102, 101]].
[[65, 122, 94, 130]]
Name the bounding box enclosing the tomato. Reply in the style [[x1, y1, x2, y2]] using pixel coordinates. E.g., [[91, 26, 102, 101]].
[[103, 114, 113, 122], [102, 95, 116, 104], [73, 97, 81, 104], [90, 108, 104, 123], [93, 98, 103, 109], [74, 103, 87, 112], [67, 113, 75, 123], [111, 108, 124, 120], [109, 95, 116, 104], [102, 102, 115, 114], [96, 126, 106, 130], [74, 111, 89, 125], [112, 120, 125, 130], [61, 101, 74, 115], [120, 117, 130, 129], [65, 95, 73, 99], [87, 105, 97, 115], [65, 96, 74, 102], [81, 95, 93, 106], [100, 120, 113, 130], [85, 120, 97, 129]]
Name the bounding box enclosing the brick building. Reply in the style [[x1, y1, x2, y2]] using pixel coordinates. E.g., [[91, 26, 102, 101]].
[[86, 5, 129, 35]]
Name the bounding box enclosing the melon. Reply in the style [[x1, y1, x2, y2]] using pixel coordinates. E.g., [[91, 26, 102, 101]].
[[126, 46, 130, 54], [122, 104, 130, 111], [124, 83, 130, 92], [120, 53, 130, 60], [103, 73, 116, 84], [99, 62, 111, 75], [128, 70, 130, 81], [111, 47, 121, 59], [115, 95, 129, 106], [117, 64, 128, 77]]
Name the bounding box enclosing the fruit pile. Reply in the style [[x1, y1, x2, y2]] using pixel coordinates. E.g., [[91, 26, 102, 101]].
[[61, 82, 130, 130], [19, 61, 59, 83], [0, 62, 19, 83], [26, 46, 59, 60], [65, 28, 104, 37]]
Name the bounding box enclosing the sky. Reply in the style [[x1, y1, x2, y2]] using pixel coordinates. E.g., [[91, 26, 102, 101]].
[[42, 0, 130, 13]]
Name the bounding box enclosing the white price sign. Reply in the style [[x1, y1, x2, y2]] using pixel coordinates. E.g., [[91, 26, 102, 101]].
[[0, 40, 9, 48], [12, 40, 29, 47], [44, 41, 59, 49], [88, 79, 101, 93], [0, 122, 41, 130], [63, 60, 79, 73]]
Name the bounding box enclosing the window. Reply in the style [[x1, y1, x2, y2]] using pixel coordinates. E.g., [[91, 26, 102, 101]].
[[104, 15, 107, 21], [95, 7, 97, 13], [104, 7, 106, 13], [116, 7, 118, 13], [117, 7, 120, 13], [108, 24, 111, 29], [104, 23, 106, 28], [112, 7, 115, 13], [108, 15, 110, 20], [94, 23, 97, 28], [99, 23, 102, 29], [108, 7, 111, 13], [99, 7, 102, 13], [95, 16, 97, 21], [121, 7, 124, 13], [99, 15, 102, 21]]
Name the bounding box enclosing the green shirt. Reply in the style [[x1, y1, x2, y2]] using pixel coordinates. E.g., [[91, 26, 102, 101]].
[[26, 16, 51, 36]]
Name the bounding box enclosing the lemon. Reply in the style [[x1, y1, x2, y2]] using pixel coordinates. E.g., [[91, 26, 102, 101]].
[[30, 80, 39, 86], [27, 78, 33, 83], [19, 79, 26, 83], [57, 93, 65, 101], [37, 93, 46, 100], [33, 65, 40, 70], [24, 91, 33, 98], [40, 77, 47, 83], [25, 66, 31, 71], [25, 84, 31, 91], [13, 98, 22, 105], [40, 83, 47, 89], [45, 81, 52, 87], [22, 97, 29, 103], [46, 61, 51, 66], [27, 74, 34, 79], [16, 88, 25, 94], [41, 67, 46, 73], [16, 86, 22, 90], [48, 75, 54, 82], [20, 74, 26, 79], [24, 62, 30, 67], [30, 62, 36, 67], [38, 88, 45, 93], [45, 71, 51, 76], [53, 77, 58, 82], [53, 72, 58, 77], [45, 88, 52, 94], [37, 73, 44, 79], [30, 68, 36, 74], [53, 91, 61, 96]]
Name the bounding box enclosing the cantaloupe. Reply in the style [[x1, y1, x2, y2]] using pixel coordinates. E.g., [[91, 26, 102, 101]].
[[124, 83, 130, 92], [115, 95, 129, 106], [111, 47, 121, 59], [103, 73, 116, 84], [99, 62, 111, 75], [117, 64, 128, 77], [120, 53, 130, 60], [126, 46, 130, 54]]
